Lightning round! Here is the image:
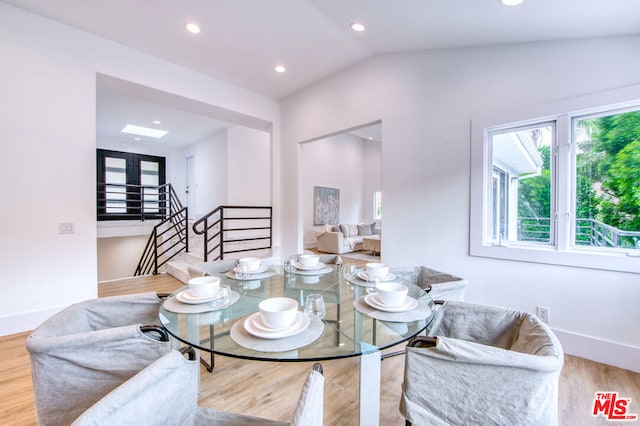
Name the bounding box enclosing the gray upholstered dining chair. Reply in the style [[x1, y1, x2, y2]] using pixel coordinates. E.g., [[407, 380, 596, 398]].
[[187, 258, 238, 279], [415, 266, 467, 301], [400, 300, 564, 426], [391, 266, 467, 301], [317, 254, 342, 266], [26, 292, 174, 426], [72, 347, 325, 426]]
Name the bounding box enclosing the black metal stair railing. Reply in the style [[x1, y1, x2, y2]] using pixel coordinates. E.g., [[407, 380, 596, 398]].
[[97, 182, 182, 222], [134, 206, 188, 276], [192, 205, 272, 262], [120, 183, 189, 276]]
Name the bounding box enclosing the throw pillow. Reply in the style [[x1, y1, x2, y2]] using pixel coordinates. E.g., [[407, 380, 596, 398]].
[[339, 224, 349, 237], [331, 225, 341, 233], [347, 224, 358, 237], [358, 224, 372, 236], [370, 222, 377, 235]]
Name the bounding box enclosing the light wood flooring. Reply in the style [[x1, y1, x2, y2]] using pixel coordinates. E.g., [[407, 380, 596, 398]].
[[1, 258, 639, 425]]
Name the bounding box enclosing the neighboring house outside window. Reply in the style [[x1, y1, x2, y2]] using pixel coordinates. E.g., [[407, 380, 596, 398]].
[[470, 85, 640, 273]]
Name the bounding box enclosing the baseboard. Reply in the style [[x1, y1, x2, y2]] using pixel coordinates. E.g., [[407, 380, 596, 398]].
[[0, 306, 65, 337], [553, 327, 640, 373]]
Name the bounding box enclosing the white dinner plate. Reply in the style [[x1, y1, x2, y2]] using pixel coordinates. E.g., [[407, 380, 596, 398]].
[[233, 264, 270, 274], [251, 312, 304, 333], [364, 294, 418, 312], [176, 289, 220, 305], [294, 262, 326, 271], [357, 271, 396, 282], [244, 312, 310, 339]]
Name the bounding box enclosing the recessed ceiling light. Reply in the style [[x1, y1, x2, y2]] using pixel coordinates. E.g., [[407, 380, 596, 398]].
[[350, 22, 365, 32], [134, 137, 141, 141], [186, 22, 201, 34], [499, 0, 524, 5], [121, 124, 168, 139], [153, 120, 161, 125], [275, 65, 286, 73]]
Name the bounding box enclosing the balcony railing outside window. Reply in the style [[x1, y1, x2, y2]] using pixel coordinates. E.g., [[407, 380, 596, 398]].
[[517, 217, 640, 249]]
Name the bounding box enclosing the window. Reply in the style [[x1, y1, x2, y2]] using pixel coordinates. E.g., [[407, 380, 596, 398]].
[[471, 85, 640, 273], [97, 149, 166, 221], [489, 122, 555, 245], [373, 191, 382, 220], [574, 110, 640, 250]]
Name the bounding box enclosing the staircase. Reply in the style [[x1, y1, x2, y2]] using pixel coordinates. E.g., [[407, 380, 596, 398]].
[[99, 182, 275, 282], [166, 205, 275, 283]]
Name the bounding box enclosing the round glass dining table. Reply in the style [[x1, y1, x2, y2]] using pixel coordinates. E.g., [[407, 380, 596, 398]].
[[159, 264, 434, 426]]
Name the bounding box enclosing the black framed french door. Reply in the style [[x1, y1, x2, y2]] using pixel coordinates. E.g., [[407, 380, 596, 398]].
[[97, 149, 166, 221]]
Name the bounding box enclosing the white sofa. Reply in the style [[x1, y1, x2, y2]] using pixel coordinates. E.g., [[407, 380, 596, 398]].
[[315, 223, 377, 254]]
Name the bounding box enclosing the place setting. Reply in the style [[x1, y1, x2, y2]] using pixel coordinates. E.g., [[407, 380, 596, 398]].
[[285, 254, 333, 276], [225, 257, 277, 280], [353, 281, 431, 322], [163, 276, 240, 314], [230, 295, 325, 353], [345, 262, 396, 287]]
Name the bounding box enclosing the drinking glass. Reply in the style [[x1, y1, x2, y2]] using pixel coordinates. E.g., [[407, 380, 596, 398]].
[[342, 263, 356, 280], [366, 276, 381, 294], [285, 255, 298, 273], [304, 294, 326, 321], [214, 285, 231, 309], [237, 262, 249, 279]]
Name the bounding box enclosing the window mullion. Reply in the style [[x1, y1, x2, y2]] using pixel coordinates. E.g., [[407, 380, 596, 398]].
[[555, 115, 571, 251]]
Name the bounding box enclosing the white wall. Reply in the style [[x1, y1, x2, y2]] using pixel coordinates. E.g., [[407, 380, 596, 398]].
[[227, 126, 271, 205], [281, 36, 640, 371], [0, 3, 280, 336], [300, 133, 381, 245], [97, 235, 149, 281], [363, 140, 382, 224], [183, 130, 229, 216]]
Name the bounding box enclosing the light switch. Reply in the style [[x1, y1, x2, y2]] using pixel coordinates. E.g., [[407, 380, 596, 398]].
[[59, 222, 75, 234]]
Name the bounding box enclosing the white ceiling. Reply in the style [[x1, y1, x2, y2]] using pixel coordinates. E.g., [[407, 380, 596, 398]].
[[6, 0, 639, 146], [97, 90, 231, 148]]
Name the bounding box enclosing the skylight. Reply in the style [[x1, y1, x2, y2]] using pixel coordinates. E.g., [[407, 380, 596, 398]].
[[121, 124, 168, 139]]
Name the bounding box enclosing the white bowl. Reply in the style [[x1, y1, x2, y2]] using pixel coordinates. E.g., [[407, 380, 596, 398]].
[[302, 275, 320, 284], [366, 262, 389, 278], [259, 297, 299, 329], [375, 282, 408, 306], [299, 254, 320, 267], [187, 276, 220, 298], [239, 257, 262, 272]]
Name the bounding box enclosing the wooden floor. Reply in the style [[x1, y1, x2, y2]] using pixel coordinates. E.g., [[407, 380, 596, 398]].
[[2, 259, 639, 425]]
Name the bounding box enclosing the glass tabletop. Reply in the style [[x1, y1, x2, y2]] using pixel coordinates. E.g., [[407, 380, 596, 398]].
[[159, 265, 434, 362]]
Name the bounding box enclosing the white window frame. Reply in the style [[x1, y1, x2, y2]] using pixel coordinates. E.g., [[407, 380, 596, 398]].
[[470, 84, 640, 274], [373, 191, 382, 221]]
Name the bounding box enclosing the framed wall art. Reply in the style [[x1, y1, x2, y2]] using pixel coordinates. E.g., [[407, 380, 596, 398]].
[[313, 186, 340, 225]]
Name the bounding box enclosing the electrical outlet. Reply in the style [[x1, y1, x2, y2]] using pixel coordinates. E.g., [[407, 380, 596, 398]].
[[536, 306, 550, 323], [58, 222, 75, 234]]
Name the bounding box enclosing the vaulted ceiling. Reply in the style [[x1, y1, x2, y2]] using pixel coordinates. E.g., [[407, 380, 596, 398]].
[[6, 0, 639, 146], [6, 0, 640, 99]]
